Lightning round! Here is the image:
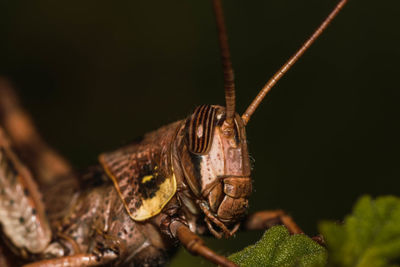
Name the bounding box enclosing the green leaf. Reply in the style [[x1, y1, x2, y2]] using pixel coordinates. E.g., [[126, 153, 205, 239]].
[[229, 226, 327, 267], [319, 195, 400, 267]]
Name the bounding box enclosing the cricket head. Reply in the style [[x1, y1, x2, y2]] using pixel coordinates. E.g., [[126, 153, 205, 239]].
[[176, 0, 347, 238], [177, 104, 252, 238]]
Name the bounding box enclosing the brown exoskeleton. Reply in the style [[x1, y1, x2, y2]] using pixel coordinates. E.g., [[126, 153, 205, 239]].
[[0, 0, 348, 266]]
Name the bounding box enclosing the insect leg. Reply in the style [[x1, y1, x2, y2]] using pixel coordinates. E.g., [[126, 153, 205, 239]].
[[170, 220, 238, 267], [0, 78, 74, 183], [22, 252, 117, 267], [243, 210, 303, 234], [0, 78, 79, 218], [0, 127, 51, 255]]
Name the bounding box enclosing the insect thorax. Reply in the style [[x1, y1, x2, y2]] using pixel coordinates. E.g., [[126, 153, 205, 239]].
[[99, 105, 252, 237], [99, 121, 181, 221]]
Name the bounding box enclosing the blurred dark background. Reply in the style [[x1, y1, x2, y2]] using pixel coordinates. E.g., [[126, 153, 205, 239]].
[[0, 0, 399, 266]]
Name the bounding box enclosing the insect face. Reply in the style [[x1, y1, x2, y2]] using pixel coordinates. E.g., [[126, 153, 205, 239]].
[[178, 104, 252, 236]]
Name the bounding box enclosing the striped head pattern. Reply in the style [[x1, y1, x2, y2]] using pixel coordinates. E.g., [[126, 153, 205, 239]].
[[178, 0, 348, 238], [179, 104, 252, 237]]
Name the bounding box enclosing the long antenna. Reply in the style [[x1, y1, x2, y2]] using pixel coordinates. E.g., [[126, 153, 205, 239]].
[[213, 0, 236, 127], [242, 0, 348, 125]]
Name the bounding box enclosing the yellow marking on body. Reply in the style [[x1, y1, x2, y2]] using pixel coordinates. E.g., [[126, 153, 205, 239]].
[[132, 173, 176, 220], [141, 175, 154, 183], [99, 154, 177, 222]]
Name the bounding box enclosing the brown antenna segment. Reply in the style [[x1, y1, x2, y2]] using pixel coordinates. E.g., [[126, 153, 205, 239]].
[[242, 0, 348, 125], [213, 0, 236, 126]]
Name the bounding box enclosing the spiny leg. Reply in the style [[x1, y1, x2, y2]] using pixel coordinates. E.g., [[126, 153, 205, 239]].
[[243, 210, 325, 244], [0, 127, 51, 256], [0, 77, 79, 219], [243, 210, 303, 234], [0, 78, 73, 184], [170, 220, 238, 267]]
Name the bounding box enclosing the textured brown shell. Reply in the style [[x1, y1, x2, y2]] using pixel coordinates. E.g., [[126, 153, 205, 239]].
[[99, 122, 180, 221]]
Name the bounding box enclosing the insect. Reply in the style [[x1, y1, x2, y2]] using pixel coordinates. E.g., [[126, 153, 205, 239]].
[[0, 0, 348, 266]]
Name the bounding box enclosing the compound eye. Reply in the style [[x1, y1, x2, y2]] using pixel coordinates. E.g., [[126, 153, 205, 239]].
[[186, 104, 217, 154]]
